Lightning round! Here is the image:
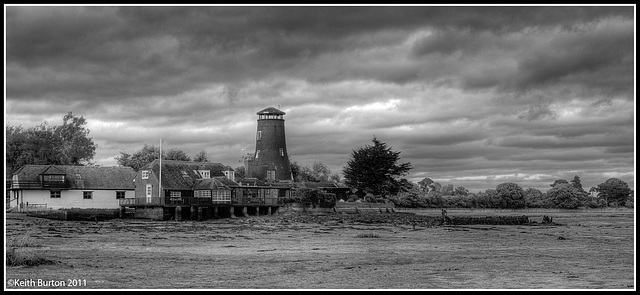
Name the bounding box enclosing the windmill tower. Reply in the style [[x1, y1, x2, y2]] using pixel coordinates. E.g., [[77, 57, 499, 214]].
[[245, 106, 293, 181]]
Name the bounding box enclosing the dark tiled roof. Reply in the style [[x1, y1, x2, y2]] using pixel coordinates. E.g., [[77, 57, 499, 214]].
[[257, 106, 285, 115], [12, 165, 136, 190], [143, 160, 237, 190], [193, 178, 234, 190], [212, 176, 239, 187]]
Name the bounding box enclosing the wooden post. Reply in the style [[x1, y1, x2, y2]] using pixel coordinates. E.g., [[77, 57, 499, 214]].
[[175, 206, 182, 221], [267, 207, 272, 216], [198, 207, 203, 221], [230, 206, 236, 219], [191, 206, 197, 220], [119, 206, 126, 219], [213, 207, 219, 219], [242, 206, 249, 217], [256, 207, 261, 217]]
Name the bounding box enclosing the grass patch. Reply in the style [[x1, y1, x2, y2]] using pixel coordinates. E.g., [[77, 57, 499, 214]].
[[6, 248, 58, 267], [355, 232, 380, 238], [7, 234, 41, 248]]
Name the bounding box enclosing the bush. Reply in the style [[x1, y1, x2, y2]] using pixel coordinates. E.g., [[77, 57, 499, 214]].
[[364, 194, 386, 203], [6, 248, 58, 267], [347, 194, 359, 202], [585, 200, 603, 208], [296, 188, 337, 208]]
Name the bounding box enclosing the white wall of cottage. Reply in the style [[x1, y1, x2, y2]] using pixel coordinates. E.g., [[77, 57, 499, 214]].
[[11, 189, 135, 210]]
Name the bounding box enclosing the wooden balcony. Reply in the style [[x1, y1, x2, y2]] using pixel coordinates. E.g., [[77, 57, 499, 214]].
[[119, 196, 283, 207]]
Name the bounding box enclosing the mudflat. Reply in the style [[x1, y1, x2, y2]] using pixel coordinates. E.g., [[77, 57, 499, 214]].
[[4, 209, 635, 290]]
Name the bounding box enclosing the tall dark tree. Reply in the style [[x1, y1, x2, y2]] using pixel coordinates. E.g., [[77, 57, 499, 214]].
[[6, 113, 97, 178], [596, 178, 632, 206], [55, 112, 97, 165], [342, 136, 412, 197]]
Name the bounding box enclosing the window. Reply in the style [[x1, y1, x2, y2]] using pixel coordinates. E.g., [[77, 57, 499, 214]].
[[50, 191, 61, 198], [43, 174, 65, 183], [257, 131, 262, 141], [170, 191, 182, 203], [198, 170, 210, 178], [197, 190, 212, 198], [83, 191, 93, 199], [213, 190, 231, 202], [280, 148, 284, 157], [116, 191, 126, 199], [255, 150, 260, 158], [146, 184, 152, 198], [142, 170, 149, 179], [267, 170, 276, 180]]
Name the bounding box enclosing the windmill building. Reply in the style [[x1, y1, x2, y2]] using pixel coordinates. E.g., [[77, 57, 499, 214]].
[[244, 106, 293, 181]]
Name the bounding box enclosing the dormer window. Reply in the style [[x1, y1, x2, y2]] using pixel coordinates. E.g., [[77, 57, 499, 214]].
[[41, 174, 66, 188], [142, 170, 149, 179], [223, 171, 235, 181], [257, 131, 262, 141], [256, 150, 260, 158], [42, 174, 65, 183], [198, 170, 210, 178]]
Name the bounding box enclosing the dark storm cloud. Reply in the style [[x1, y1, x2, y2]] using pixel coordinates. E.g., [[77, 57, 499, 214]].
[[505, 19, 634, 96], [7, 6, 634, 101], [5, 5, 635, 192]]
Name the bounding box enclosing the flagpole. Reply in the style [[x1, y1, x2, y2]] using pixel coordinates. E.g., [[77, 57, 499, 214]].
[[159, 138, 162, 201]]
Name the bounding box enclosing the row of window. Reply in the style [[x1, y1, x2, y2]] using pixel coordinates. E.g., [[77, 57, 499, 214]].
[[141, 170, 216, 179], [49, 191, 126, 199], [194, 190, 231, 201]]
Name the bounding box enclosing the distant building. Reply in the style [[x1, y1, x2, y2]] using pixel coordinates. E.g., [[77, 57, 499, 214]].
[[131, 159, 237, 207], [121, 159, 292, 220], [8, 165, 136, 211], [244, 106, 293, 181]]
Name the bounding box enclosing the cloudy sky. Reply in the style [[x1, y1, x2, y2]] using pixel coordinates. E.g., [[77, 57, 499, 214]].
[[4, 5, 636, 193]]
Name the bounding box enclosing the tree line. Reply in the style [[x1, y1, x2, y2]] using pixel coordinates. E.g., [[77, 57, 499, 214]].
[[340, 137, 633, 209]]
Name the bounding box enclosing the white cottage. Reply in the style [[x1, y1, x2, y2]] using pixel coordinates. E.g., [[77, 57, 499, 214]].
[[8, 165, 136, 211]]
